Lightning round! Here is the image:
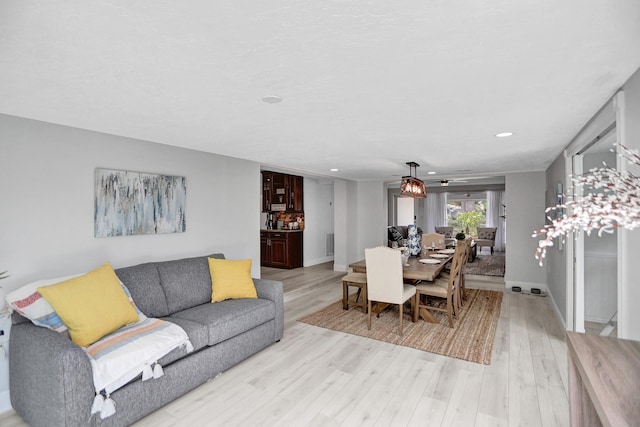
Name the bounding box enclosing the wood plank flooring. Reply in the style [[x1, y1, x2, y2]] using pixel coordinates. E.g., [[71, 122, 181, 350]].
[[0, 263, 570, 426]]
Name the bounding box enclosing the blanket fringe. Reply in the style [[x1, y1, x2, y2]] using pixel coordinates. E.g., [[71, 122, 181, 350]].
[[100, 395, 116, 419], [91, 393, 104, 415], [185, 340, 194, 353], [142, 364, 153, 381], [153, 362, 164, 379]]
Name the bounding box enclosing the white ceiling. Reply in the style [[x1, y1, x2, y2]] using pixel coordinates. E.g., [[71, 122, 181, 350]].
[[1, 1, 639, 181]]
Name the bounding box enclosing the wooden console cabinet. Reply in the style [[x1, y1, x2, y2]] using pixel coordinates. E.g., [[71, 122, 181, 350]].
[[566, 332, 640, 426], [260, 231, 303, 269]]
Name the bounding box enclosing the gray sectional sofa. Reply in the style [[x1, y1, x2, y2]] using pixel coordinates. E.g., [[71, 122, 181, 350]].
[[9, 253, 284, 426]]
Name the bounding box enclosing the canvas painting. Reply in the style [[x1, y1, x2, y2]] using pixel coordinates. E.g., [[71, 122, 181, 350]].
[[95, 168, 186, 237]]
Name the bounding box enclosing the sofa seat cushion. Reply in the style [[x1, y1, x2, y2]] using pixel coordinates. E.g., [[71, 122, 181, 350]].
[[169, 299, 275, 347], [155, 317, 209, 366]]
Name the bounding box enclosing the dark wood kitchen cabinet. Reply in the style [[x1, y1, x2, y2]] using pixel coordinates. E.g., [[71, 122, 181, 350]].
[[261, 170, 304, 213], [287, 175, 304, 212], [260, 231, 303, 269], [261, 171, 272, 213]]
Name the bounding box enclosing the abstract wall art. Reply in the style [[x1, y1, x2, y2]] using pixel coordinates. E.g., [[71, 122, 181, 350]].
[[94, 168, 186, 237]]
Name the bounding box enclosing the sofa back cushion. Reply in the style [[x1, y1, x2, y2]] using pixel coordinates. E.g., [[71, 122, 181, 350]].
[[116, 263, 170, 318], [157, 254, 225, 314]]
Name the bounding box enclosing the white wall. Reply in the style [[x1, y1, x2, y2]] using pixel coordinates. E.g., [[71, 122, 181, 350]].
[[302, 177, 334, 266], [505, 172, 547, 290], [545, 153, 568, 325], [583, 151, 617, 323], [333, 180, 349, 271], [0, 114, 262, 288], [620, 67, 640, 340], [356, 181, 386, 257]]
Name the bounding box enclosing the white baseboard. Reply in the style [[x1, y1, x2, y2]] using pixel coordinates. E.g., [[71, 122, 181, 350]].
[[303, 256, 334, 267], [333, 264, 348, 272], [548, 289, 567, 330], [584, 315, 611, 324], [0, 390, 12, 414]]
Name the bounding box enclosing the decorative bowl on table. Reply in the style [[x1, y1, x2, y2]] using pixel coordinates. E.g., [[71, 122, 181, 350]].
[[429, 254, 449, 259], [419, 258, 441, 264]]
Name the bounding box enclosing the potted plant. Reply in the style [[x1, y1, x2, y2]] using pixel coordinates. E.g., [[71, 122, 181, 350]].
[[455, 231, 466, 241], [456, 210, 485, 237], [534, 143, 640, 264]]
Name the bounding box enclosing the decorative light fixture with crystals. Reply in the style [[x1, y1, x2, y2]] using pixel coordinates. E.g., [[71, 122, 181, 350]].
[[440, 180, 449, 187], [400, 162, 427, 198]]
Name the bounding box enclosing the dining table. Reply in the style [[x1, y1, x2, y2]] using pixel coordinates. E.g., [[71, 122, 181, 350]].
[[349, 249, 453, 282], [348, 248, 454, 323]]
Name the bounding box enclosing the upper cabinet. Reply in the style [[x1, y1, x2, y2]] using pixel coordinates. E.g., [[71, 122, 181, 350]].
[[261, 171, 272, 212], [262, 171, 304, 213]]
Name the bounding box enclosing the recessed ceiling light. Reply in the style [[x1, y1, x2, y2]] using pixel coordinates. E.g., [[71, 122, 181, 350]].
[[495, 132, 513, 138], [427, 171, 436, 175], [261, 94, 283, 104], [330, 168, 339, 172]]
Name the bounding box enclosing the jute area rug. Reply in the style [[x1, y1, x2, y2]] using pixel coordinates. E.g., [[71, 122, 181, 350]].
[[299, 289, 503, 365]]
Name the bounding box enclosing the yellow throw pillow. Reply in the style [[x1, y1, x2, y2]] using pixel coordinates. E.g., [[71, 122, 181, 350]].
[[209, 258, 257, 303], [38, 262, 139, 347]]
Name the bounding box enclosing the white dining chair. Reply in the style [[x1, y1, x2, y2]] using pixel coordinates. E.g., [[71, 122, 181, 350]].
[[365, 246, 416, 335]]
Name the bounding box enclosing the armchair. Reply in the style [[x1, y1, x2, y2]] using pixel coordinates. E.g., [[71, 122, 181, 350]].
[[434, 226, 455, 246], [475, 227, 497, 254]]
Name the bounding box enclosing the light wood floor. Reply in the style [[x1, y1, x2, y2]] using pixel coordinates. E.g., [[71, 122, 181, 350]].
[[0, 263, 570, 427]]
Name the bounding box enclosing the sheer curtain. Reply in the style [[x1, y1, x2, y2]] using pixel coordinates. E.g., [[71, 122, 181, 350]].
[[426, 192, 448, 232], [486, 190, 506, 252]]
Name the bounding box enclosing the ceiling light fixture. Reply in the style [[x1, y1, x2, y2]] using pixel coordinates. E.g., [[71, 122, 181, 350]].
[[427, 171, 436, 175], [261, 94, 283, 104], [400, 162, 427, 198], [495, 132, 513, 138], [440, 180, 449, 187]]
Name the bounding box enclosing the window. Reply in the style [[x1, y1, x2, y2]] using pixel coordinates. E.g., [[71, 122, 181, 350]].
[[447, 195, 486, 237]]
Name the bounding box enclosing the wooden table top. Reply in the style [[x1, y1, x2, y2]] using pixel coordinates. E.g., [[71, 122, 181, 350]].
[[566, 332, 640, 427], [349, 250, 453, 282]]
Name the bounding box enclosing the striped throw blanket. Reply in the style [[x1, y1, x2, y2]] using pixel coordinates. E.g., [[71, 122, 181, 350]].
[[86, 317, 193, 419]]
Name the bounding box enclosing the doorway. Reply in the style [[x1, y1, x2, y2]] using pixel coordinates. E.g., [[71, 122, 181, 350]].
[[572, 127, 618, 337], [396, 196, 415, 226]]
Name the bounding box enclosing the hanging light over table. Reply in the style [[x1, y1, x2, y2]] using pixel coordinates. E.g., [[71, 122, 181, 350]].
[[400, 162, 427, 198]]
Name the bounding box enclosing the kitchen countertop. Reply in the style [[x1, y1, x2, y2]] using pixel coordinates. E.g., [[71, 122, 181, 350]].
[[260, 229, 303, 233]]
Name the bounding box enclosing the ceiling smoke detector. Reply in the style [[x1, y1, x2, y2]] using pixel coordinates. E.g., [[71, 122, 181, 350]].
[[261, 94, 283, 104]]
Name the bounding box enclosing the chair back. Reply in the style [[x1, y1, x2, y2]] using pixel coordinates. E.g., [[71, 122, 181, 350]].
[[422, 233, 445, 249], [364, 246, 404, 304], [445, 242, 466, 291], [477, 227, 497, 242], [434, 226, 454, 239]]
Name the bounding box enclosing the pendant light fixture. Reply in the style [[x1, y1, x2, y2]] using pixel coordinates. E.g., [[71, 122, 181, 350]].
[[400, 162, 427, 198]]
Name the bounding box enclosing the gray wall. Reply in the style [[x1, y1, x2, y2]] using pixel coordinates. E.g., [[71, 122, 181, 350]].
[[505, 171, 547, 289], [545, 153, 568, 324], [302, 177, 334, 266], [0, 114, 261, 291]]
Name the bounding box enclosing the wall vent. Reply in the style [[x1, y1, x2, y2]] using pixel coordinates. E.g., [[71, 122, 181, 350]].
[[325, 233, 335, 256]]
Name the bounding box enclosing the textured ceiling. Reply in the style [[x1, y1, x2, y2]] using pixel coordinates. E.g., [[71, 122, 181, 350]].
[[1, 1, 639, 181]]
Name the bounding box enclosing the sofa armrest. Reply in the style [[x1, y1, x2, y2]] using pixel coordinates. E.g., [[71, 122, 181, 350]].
[[253, 278, 284, 341], [10, 323, 94, 427]]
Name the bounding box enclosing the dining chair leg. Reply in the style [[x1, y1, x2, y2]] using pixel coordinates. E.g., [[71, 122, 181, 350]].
[[367, 300, 372, 330], [399, 302, 404, 336], [447, 297, 454, 328], [413, 293, 420, 322]]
